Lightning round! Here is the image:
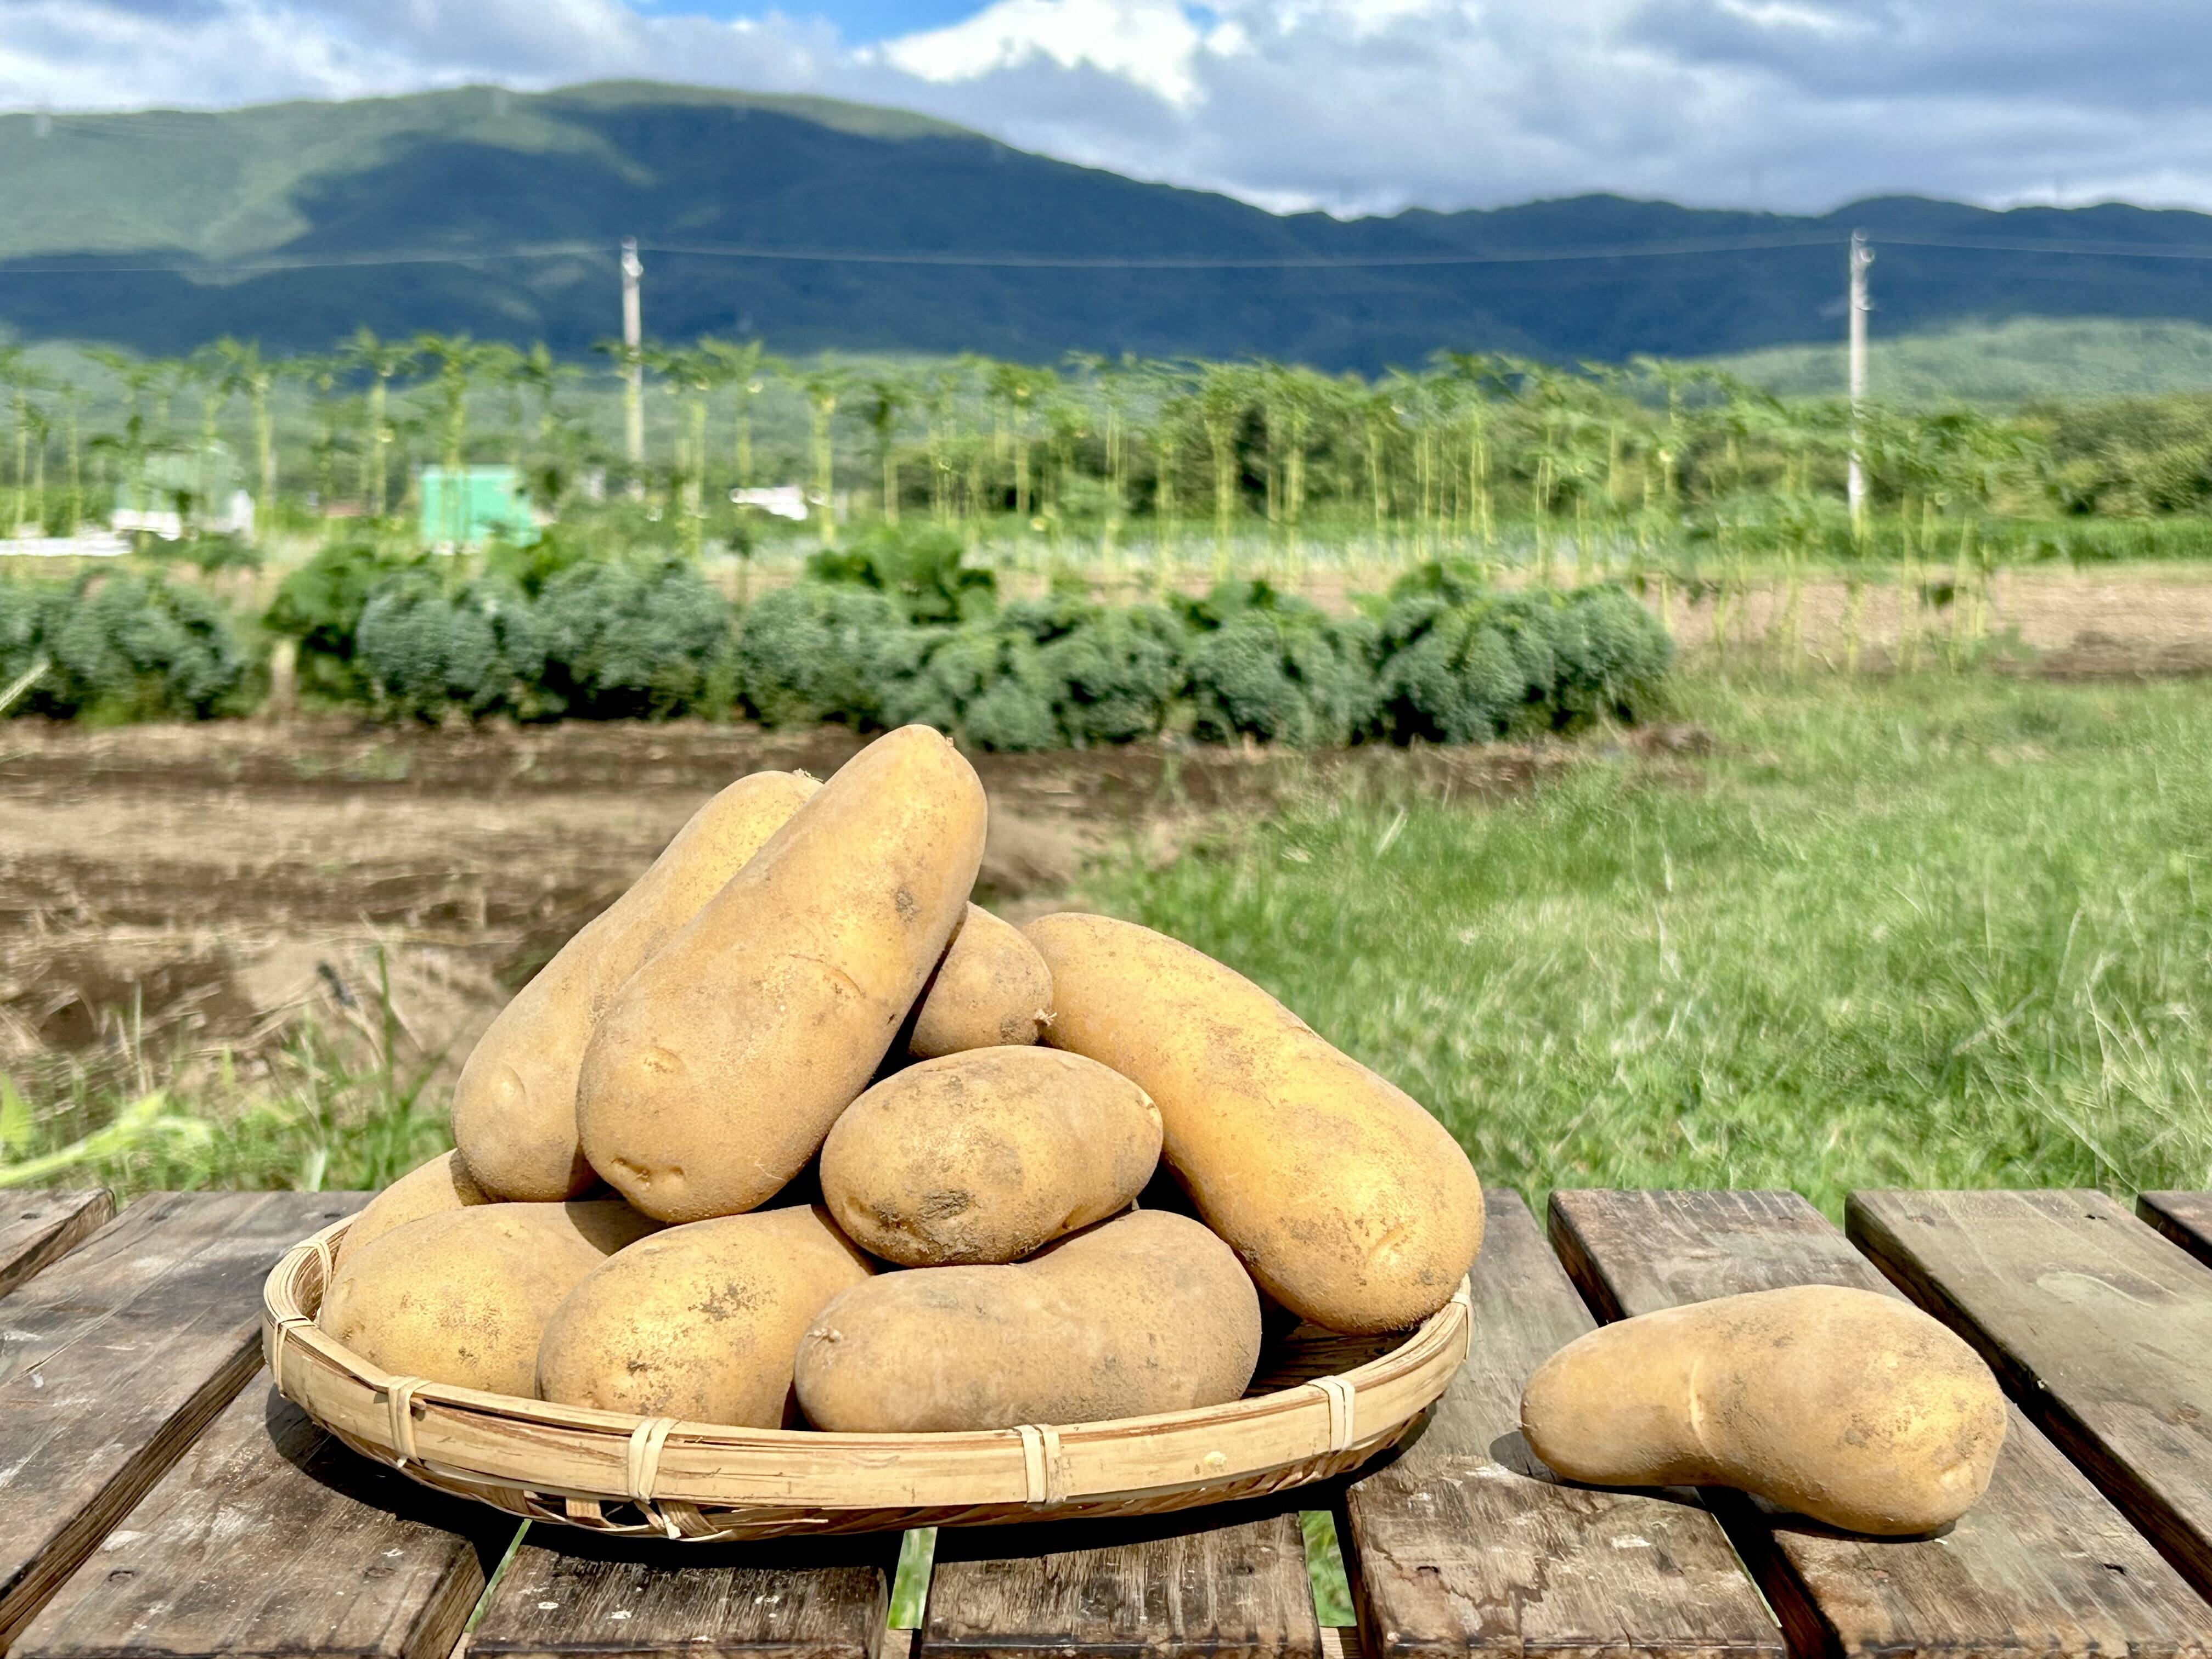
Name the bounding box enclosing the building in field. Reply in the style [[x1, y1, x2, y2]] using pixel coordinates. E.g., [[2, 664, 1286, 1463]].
[[419, 466, 541, 550]]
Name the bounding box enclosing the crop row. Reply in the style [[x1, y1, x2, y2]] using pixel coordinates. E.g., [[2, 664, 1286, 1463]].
[[0, 537, 1672, 748]]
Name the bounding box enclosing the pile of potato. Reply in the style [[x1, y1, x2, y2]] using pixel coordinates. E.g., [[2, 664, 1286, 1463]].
[[319, 726, 1487, 1437]]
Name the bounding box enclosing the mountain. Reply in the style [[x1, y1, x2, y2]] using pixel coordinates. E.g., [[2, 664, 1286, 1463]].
[[10, 81, 2212, 371]]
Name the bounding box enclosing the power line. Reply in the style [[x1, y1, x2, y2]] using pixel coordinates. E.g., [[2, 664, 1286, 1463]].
[[7, 225, 2212, 279]]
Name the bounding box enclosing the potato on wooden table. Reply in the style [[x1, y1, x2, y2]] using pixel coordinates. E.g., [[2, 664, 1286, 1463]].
[[1519, 1283, 2008, 1534], [793, 1209, 1261, 1432], [452, 769, 820, 1201], [579, 726, 986, 1222], [337, 1149, 494, 1263], [537, 1205, 874, 1425], [318, 1200, 659, 1395], [906, 905, 1054, 1058], [821, 1046, 1160, 1265], [1024, 911, 1482, 1335]]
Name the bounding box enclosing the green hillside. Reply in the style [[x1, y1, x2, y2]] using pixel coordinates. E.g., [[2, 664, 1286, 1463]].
[[14, 82, 2212, 370], [0, 83, 963, 264], [1709, 318, 2212, 405]]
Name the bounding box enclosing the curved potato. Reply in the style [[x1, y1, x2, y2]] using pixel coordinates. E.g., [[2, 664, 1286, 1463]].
[[318, 1200, 660, 1395], [908, 906, 1054, 1058], [578, 727, 987, 1222], [1519, 1284, 2007, 1534], [537, 1205, 874, 1425], [821, 1046, 1160, 1265], [1023, 912, 1481, 1335], [338, 1150, 495, 1263], [794, 1210, 1260, 1431], [453, 770, 820, 1201]]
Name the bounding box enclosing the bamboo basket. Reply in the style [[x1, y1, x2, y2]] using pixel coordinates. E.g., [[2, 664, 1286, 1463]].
[[263, 1214, 1472, 1542]]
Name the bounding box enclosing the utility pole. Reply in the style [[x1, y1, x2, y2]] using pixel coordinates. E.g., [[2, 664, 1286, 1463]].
[[1846, 229, 1873, 531], [620, 237, 645, 480]]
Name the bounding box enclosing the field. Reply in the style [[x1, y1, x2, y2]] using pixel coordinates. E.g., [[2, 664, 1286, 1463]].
[[4, 642, 2207, 1209]]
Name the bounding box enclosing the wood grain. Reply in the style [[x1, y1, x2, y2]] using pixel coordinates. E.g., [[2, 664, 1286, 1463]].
[[1849, 1189, 2212, 1601], [13, 1381, 510, 1659], [0, 1192, 113, 1301], [1338, 1189, 1783, 1659], [919, 1496, 1322, 1659], [1548, 1189, 2212, 1659], [470, 1527, 893, 1659], [2140, 1194, 2212, 1272], [0, 1189, 366, 1649]]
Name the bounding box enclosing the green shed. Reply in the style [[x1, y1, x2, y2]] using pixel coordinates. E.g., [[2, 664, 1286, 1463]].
[[419, 467, 539, 548]]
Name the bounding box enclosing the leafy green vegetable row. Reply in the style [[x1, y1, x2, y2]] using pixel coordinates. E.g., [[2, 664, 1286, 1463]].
[[3, 533, 1672, 744]]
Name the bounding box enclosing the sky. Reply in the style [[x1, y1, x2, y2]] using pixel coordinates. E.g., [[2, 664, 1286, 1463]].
[[3, 0, 2209, 218]]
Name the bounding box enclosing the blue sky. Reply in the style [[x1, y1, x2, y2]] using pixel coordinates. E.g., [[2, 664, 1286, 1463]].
[[4, 1, 2210, 218]]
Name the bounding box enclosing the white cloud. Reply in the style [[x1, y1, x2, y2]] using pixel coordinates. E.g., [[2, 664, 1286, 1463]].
[[6, 0, 2212, 217], [883, 0, 1205, 105]]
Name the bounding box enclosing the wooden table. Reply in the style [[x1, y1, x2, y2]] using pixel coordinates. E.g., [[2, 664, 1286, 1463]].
[[4, 1187, 2211, 1659]]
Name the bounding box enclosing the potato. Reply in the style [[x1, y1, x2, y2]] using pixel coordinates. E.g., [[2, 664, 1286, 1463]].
[[318, 1201, 659, 1395], [337, 1150, 495, 1263], [1023, 912, 1481, 1334], [820, 1047, 1161, 1265], [578, 726, 986, 1222], [537, 1205, 874, 1425], [793, 1210, 1260, 1431], [908, 905, 1054, 1058], [1519, 1284, 2008, 1534], [452, 770, 820, 1202]]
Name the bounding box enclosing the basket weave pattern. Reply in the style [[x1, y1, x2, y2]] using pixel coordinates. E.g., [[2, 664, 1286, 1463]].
[[263, 1215, 1472, 1541]]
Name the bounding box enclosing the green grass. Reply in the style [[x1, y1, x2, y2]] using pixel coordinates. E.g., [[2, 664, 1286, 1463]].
[[1, 950, 452, 1200], [1082, 670, 2212, 1215]]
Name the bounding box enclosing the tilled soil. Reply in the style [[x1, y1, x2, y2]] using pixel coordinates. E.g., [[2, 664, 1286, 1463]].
[[0, 719, 1556, 1091]]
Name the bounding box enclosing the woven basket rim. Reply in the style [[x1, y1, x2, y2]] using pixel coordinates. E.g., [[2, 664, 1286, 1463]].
[[263, 1212, 1471, 1535]]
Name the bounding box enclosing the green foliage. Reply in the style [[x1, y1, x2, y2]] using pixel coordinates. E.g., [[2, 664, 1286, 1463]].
[[1186, 580, 1380, 746], [806, 523, 998, 624], [1006, 597, 1188, 747], [1373, 574, 1673, 743], [887, 622, 1063, 752], [481, 525, 598, 598], [354, 571, 540, 722], [734, 582, 918, 729], [1, 573, 253, 720], [263, 537, 426, 702], [533, 558, 735, 718]]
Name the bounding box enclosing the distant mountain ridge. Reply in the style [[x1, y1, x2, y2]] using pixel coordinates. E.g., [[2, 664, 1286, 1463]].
[[8, 81, 2212, 370]]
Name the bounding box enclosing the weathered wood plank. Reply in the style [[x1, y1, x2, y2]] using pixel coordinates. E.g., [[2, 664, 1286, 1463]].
[[470, 1527, 893, 1659], [1548, 1189, 2212, 1659], [919, 1497, 1322, 1659], [1848, 1188, 2212, 1601], [14, 1379, 510, 1659], [0, 1189, 365, 1649], [1337, 1189, 1783, 1659], [0, 1193, 113, 1302], [2140, 1194, 2212, 1273]]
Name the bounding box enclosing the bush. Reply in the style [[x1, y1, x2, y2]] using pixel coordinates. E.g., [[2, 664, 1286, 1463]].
[[806, 524, 997, 624], [735, 583, 919, 729], [1184, 582, 1377, 746], [886, 623, 1062, 752], [356, 572, 541, 722], [534, 558, 735, 719], [1373, 575, 1673, 742], [264, 538, 426, 703], [1030, 603, 1188, 746], [2, 573, 254, 720]]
